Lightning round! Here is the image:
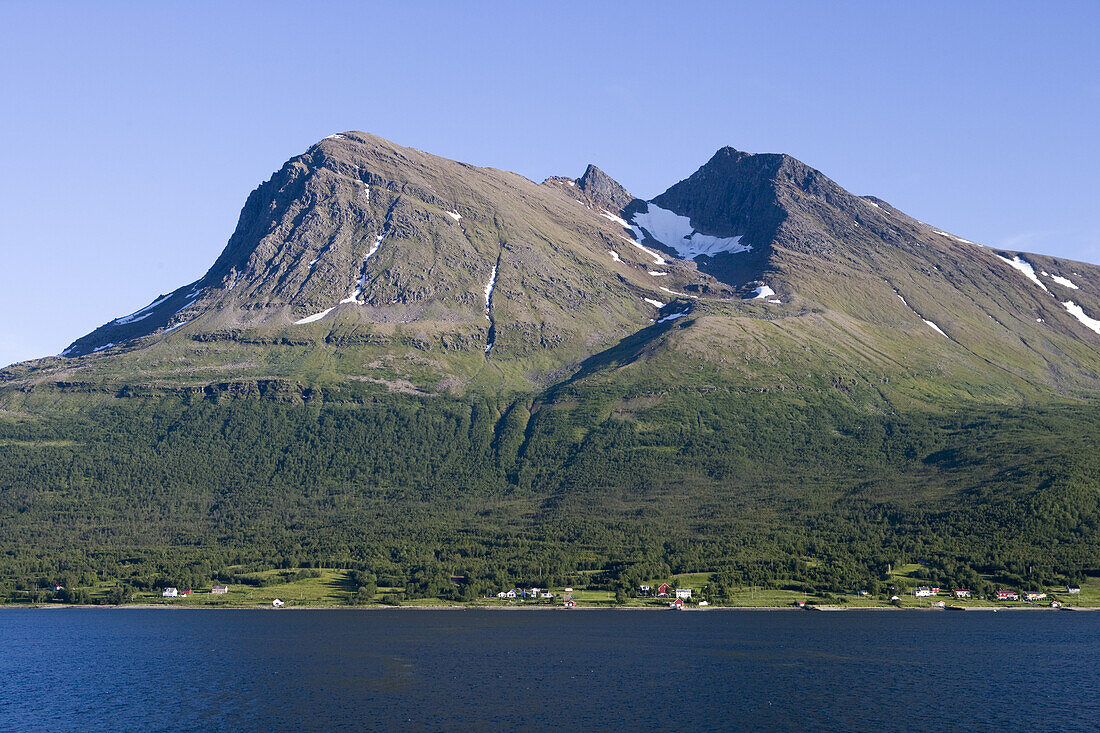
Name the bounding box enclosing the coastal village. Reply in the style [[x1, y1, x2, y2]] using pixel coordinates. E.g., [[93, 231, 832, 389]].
[[91, 573, 1092, 610]]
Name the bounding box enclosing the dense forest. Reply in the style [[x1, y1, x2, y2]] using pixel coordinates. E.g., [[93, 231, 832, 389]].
[[1, 376, 1098, 604]]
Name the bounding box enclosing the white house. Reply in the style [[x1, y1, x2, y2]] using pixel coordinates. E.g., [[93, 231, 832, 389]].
[[675, 588, 692, 599], [540, 592, 554, 599], [211, 585, 228, 595], [161, 587, 178, 598], [272, 598, 284, 608], [953, 589, 972, 599], [1024, 592, 1047, 602], [1067, 585, 1081, 594], [914, 587, 936, 598]]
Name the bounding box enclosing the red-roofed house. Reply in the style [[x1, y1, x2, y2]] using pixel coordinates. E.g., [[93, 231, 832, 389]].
[[657, 584, 671, 597]]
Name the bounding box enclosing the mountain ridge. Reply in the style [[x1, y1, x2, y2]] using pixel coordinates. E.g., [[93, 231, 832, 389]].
[[4, 131, 1096, 404]]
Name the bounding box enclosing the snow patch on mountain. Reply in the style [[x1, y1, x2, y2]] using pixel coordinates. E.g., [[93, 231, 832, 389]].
[[342, 234, 386, 304], [996, 254, 1049, 293], [660, 286, 698, 300], [483, 264, 499, 355], [446, 210, 462, 221], [622, 236, 667, 266], [163, 319, 193, 333], [483, 265, 497, 320], [923, 319, 948, 337], [934, 230, 978, 246], [600, 210, 629, 227], [644, 298, 665, 308], [114, 293, 172, 325], [630, 203, 751, 260], [745, 284, 775, 300], [608, 250, 621, 263], [1063, 301, 1100, 335], [657, 310, 690, 324], [295, 307, 336, 325], [1048, 273, 1080, 290], [894, 289, 949, 337]]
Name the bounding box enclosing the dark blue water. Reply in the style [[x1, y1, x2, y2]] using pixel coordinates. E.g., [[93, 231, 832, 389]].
[[1, 609, 1097, 732]]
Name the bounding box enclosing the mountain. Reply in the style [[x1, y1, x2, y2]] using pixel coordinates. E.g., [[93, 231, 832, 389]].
[[1, 133, 1099, 603], [37, 133, 1100, 400]]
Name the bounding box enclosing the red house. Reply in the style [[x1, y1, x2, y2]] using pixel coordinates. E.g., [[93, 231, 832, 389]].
[[996, 590, 1019, 601], [657, 584, 671, 597], [670, 598, 684, 609]]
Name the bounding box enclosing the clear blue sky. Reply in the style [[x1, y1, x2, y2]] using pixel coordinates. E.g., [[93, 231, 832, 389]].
[[1, 1, 1097, 366]]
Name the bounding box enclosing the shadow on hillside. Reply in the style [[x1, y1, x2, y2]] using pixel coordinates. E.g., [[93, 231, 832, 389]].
[[544, 310, 694, 400]]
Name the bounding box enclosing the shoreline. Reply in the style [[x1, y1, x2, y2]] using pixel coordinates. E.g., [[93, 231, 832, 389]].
[[4, 598, 1095, 611]]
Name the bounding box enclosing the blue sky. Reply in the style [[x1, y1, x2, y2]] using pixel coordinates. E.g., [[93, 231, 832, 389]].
[[1, 1, 1097, 366]]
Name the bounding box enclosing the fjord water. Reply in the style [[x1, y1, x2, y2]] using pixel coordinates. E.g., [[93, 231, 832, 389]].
[[1, 610, 1096, 731]]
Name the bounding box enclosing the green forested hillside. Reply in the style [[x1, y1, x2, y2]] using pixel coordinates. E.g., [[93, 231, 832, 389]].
[[2, 374, 1096, 603]]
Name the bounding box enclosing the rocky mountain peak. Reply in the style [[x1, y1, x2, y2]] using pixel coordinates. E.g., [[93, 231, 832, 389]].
[[575, 164, 634, 211]]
